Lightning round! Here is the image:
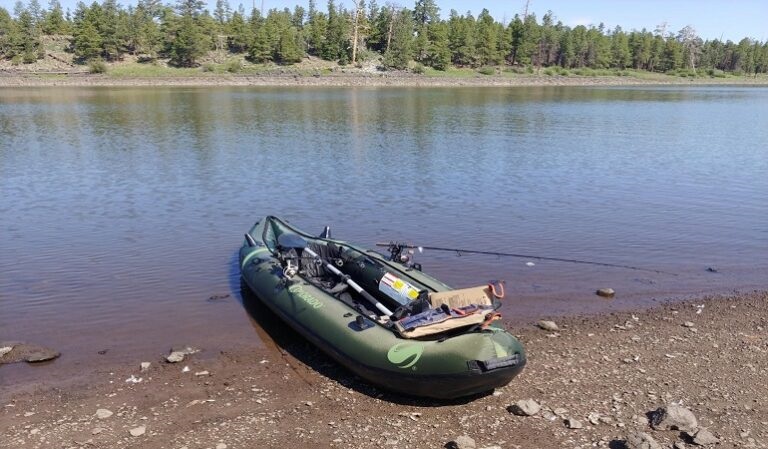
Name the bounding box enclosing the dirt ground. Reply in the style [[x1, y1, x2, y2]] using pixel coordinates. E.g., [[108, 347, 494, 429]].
[[2, 290, 767, 449], [3, 71, 768, 88]]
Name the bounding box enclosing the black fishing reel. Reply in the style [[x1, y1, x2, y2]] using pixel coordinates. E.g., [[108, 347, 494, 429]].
[[385, 241, 422, 271]]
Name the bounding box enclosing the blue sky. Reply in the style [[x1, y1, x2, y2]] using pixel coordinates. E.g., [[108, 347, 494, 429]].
[[2, 0, 765, 42]]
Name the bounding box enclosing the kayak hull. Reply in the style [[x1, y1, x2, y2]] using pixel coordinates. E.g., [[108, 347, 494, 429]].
[[239, 217, 526, 399]]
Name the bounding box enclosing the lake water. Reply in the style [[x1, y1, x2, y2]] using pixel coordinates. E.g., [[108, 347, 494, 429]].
[[2, 86, 767, 386]]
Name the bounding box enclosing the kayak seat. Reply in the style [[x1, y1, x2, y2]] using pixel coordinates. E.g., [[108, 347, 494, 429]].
[[301, 242, 343, 280]]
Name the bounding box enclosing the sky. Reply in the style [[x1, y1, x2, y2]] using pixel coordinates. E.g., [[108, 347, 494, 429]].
[[2, 0, 765, 42]]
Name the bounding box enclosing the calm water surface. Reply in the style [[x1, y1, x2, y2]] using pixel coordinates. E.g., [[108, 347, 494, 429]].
[[1, 86, 767, 386]]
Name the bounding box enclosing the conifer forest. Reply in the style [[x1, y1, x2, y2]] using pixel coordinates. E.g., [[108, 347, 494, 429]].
[[1, 0, 767, 76]]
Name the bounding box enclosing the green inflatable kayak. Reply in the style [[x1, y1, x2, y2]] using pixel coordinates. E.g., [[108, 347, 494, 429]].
[[239, 216, 525, 399]]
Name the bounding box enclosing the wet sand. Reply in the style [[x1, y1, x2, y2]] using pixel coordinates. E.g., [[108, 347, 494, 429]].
[[2, 290, 767, 448]]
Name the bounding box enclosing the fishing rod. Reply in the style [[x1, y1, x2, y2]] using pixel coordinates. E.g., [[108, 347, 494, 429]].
[[376, 242, 677, 276]]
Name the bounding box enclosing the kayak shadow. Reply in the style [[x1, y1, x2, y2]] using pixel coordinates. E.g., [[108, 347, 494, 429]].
[[238, 279, 487, 407]]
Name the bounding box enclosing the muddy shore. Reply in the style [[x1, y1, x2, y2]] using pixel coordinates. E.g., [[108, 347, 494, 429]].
[[2, 72, 768, 87], [2, 290, 767, 448]]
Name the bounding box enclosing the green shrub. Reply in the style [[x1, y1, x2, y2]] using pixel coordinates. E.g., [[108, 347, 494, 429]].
[[22, 52, 37, 64], [542, 67, 556, 76], [477, 66, 495, 75], [225, 59, 242, 73], [202, 63, 215, 72], [11, 55, 23, 66], [526, 65, 534, 74], [712, 69, 727, 78], [88, 59, 108, 74], [411, 63, 425, 74], [504, 66, 527, 74]]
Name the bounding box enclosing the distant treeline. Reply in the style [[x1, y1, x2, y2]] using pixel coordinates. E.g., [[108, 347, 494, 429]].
[[1, 0, 767, 75]]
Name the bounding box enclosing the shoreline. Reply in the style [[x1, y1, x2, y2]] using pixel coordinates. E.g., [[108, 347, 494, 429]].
[[3, 72, 768, 87], [3, 290, 767, 448]]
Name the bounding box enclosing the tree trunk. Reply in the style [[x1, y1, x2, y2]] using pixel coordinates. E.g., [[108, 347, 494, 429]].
[[351, 0, 360, 63], [386, 8, 394, 53]]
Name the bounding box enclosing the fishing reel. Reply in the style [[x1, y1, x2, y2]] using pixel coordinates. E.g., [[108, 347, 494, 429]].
[[277, 249, 300, 279], [385, 241, 423, 271]]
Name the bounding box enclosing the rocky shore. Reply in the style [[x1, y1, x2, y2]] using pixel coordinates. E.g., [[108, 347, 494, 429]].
[[2, 290, 767, 448], [2, 71, 768, 88]]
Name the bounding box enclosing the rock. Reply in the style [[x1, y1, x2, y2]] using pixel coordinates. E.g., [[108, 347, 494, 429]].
[[450, 435, 476, 449], [95, 409, 113, 420], [565, 418, 583, 429], [194, 371, 210, 376], [129, 425, 146, 437], [166, 346, 199, 363], [166, 351, 186, 363], [650, 403, 698, 432], [625, 432, 662, 449], [587, 412, 601, 425], [691, 427, 719, 446], [508, 399, 541, 416], [706, 267, 718, 273], [0, 342, 61, 364], [537, 320, 559, 331], [140, 362, 151, 372], [673, 442, 686, 449], [216, 444, 227, 449], [683, 321, 695, 328], [596, 288, 615, 298], [92, 428, 104, 435], [25, 348, 60, 362]]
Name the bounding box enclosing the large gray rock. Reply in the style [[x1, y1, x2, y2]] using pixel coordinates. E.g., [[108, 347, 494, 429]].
[[0, 342, 60, 364], [690, 427, 719, 446], [95, 409, 113, 420], [596, 288, 616, 298], [625, 432, 662, 449], [508, 399, 541, 416], [537, 320, 559, 331], [450, 435, 476, 449], [166, 346, 200, 363], [650, 403, 698, 432]]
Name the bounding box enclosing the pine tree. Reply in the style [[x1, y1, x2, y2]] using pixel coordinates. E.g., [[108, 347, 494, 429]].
[[275, 25, 302, 63], [425, 20, 449, 69], [42, 0, 67, 34], [72, 3, 102, 61], [14, 8, 42, 62], [322, 0, 348, 62], [213, 0, 231, 25], [0, 8, 14, 58], [130, 2, 161, 58], [475, 8, 498, 66], [610, 26, 630, 69], [305, 0, 326, 56], [27, 0, 44, 27], [169, 0, 210, 66], [227, 10, 250, 53], [382, 8, 412, 69]]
